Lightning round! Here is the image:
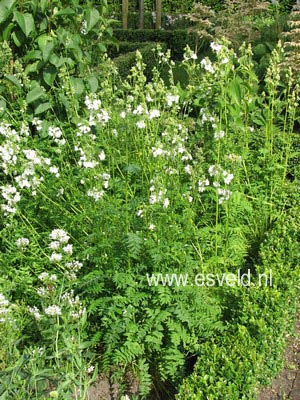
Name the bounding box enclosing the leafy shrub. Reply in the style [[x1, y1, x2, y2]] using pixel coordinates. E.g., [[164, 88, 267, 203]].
[[113, 42, 167, 78], [113, 29, 199, 59], [177, 198, 300, 399]]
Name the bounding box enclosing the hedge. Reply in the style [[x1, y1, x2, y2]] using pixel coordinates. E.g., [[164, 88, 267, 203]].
[[113, 29, 202, 60], [176, 197, 300, 399], [113, 42, 167, 79]]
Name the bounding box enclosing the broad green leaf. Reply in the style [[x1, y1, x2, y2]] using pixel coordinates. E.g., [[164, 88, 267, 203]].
[[40, 0, 48, 13], [0, 0, 16, 24], [13, 11, 35, 37], [4, 74, 21, 88], [37, 34, 52, 50], [49, 53, 65, 68], [11, 29, 25, 46], [34, 102, 51, 115], [54, 7, 76, 16], [85, 8, 99, 32], [25, 60, 41, 74], [2, 21, 14, 40], [98, 42, 106, 52], [70, 77, 84, 95], [26, 86, 45, 104], [228, 78, 242, 106], [87, 76, 98, 93], [43, 65, 57, 87], [24, 49, 42, 61], [42, 41, 54, 62]]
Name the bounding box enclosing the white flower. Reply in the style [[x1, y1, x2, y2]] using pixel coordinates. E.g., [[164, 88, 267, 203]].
[[217, 188, 232, 204], [36, 287, 46, 296], [28, 306, 42, 320], [133, 105, 144, 115], [136, 120, 146, 129], [49, 166, 60, 177], [184, 165, 192, 175], [99, 151, 106, 161], [49, 241, 60, 250], [120, 111, 126, 119], [63, 244, 73, 255], [16, 237, 29, 247], [223, 172, 234, 185], [198, 179, 210, 192], [214, 130, 225, 140], [166, 94, 179, 107], [87, 365, 95, 374], [50, 252, 63, 263], [96, 110, 110, 125], [200, 58, 215, 73], [136, 209, 143, 217], [148, 224, 155, 230], [152, 147, 165, 157], [87, 188, 104, 201], [163, 198, 170, 208], [85, 95, 101, 111], [44, 305, 62, 316], [208, 165, 220, 177], [50, 229, 70, 243], [38, 272, 49, 281], [149, 109, 160, 119], [210, 42, 222, 53]]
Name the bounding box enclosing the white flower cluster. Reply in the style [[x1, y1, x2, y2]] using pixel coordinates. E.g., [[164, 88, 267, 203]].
[[76, 122, 91, 137], [217, 188, 233, 204], [87, 172, 111, 201], [199, 108, 217, 127], [85, 94, 101, 111], [44, 305, 62, 316], [61, 290, 86, 319], [0, 293, 9, 323], [198, 179, 210, 193], [183, 46, 198, 62], [87, 188, 104, 201], [48, 126, 66, 146], [16, 237, 30, 248], [0, 123, 21, 175], [200, 58, 215, 74], [149, 182, 170, 208], [210, 42, 223, 54], [28, 306, 42, 320], [1, 184, 21, 215], [85, 94, 110, 127], [214, 130, 225, 140], [49, 229, 72, 262], [166, 93, 179, 107], [65, 260, 83, 281]]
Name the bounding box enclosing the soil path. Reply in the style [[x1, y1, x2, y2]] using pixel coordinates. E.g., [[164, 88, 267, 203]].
[[258, 320, 300, 400]]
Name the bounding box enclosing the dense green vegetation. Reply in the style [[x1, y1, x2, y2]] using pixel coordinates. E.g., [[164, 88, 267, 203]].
[[0, 0, 300, 399]]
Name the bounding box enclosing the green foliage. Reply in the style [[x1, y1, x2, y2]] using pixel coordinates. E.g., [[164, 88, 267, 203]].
[[0, 15, 300, 400], [113, 29, 199, 59], [177, 199, 300, 399], [0, 0, 115, 116], [113, 42, 167, 79]]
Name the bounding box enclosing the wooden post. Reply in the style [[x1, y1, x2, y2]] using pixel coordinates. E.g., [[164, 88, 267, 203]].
[[156, 0, 162, 29], [122, 0, 128, 29], [139, 0, 144, 29]]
